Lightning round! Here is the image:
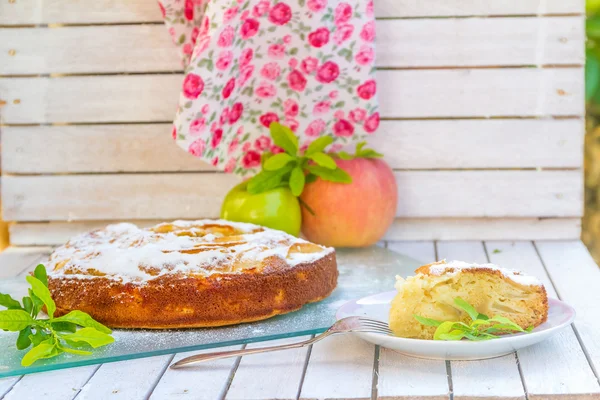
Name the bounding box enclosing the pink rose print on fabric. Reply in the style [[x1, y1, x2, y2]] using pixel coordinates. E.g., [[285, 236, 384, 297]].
[[188, 138, 205, 156], [288, 70, 307, 92], [218, 26, 235, 47], [316, 61, 340, 83], [360, 21, 376, 42], [222, 78, 236, 99], [165, 0, 378, 175], [183, 73, 204, 99], [240, 18, 260, 39], [253, 0, 270, 17], [216, 51, 233, 70], [256, 81, 277, 98], [242, 150, 261, 168], [305, 119, 326, 137], [260, 112, 280, 127], [255, 135, 272, 151], [308, 28, 330, 48], [357, 80, 377, 100], [269, 3, 292, 25], [334, 3, 352, 25], [261, 62, 281, 80], [355, 46, 374, 66], [307, 0, 327, 12], [301, 57, 319, 74], [364, 112, 380, 133], [333, 24, 353, 45], [268, 44, 286, 59], [189, 118, 206, 136], [334, 119, 354, 137]]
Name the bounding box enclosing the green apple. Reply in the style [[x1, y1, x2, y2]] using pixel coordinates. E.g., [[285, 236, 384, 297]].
[[220, 181, 301, 236]]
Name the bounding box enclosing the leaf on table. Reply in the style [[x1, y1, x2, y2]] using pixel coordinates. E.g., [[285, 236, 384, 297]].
[[0, 309, 35, 332], [34, 264, 48, 287], [16, 326, 32, 350], [21, 339, 60, 367], [52, 310, 112, 334], [0, 293, 22, 310], [60, 327, 115, 348], [26, 276, 56, 318]]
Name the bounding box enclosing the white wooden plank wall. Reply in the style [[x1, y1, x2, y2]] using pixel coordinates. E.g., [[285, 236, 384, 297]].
[[0, 0, 585, 244]]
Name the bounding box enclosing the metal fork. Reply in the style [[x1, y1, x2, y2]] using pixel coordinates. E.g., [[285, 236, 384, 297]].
[[170, 316, 392, 369]]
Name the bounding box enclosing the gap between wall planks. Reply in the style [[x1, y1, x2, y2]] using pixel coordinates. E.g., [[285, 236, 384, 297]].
[[1, 119, 584, 173], [1, 170, 583, 221], [0, 17, 584, 75], [0, 68, 584, 123], [0, 0, 584, 25]]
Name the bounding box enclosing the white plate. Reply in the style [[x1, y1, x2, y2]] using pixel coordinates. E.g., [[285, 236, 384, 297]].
[[336, 291, 576, 360]]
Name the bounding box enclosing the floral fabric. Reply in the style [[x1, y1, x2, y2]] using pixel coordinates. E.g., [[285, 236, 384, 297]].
[[160, 0, 378, 175]]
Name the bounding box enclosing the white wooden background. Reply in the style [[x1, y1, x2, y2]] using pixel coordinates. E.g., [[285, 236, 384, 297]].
[[0, 0, 586, 243]]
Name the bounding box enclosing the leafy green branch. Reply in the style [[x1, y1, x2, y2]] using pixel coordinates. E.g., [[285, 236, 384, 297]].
[[415, 297, 533, 341], [0, 265, 114, 366]]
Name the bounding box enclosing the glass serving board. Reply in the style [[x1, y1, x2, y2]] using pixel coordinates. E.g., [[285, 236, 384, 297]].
[[0, 246, 419, 378]]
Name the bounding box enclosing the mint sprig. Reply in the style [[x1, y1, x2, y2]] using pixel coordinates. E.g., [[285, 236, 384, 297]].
[[335, 141, 383, 160], [414, 297, 533, 341], [247, 123, 352, 196], [0, 264, 114, 366]]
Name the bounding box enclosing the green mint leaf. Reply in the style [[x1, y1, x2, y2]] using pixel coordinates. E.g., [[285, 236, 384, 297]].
[[0, 293, 22, 310], [23, 297, 33, 314], [26, 275, 56, 319], [0, 309, 35, 331], [305, 173, 318, 184], [306, 165, 352, 184], [51, 321, 77, 333], [308, 152, 337, 169], [21, 339, 60, 367], [357, 149, 383, 159], [336, 151, 354, 160], [433, 321, 458, 340], [60, 346, 92, 356], [263, 153, 294, 171], [60, 327, 114, 348], [289, 167, 305, 196], [414, 315, 443, 327], [261, 151, 273, 167], [52, 310, 112, 334], [437, 329, 466, 341], [269, 122, 298, 155], [247, 165, 294, 195], [471, 319, 492, 328], [476, 313, 489, 320], [28, 290, 43, 316], [34, 264, 48, 287], [356, 142, 367, 154], [453, 297, 479, 321], [305, 136, 333, 156], [492, 249, 502, 254], [29, 329, 50, 346], [17, 327, 32, 350]]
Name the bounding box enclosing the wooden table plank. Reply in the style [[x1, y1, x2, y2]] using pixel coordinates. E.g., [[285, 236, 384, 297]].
[[2, 367, 98, 400], [381, 242, 450, 399], [226, 337, 311, 399], [0, 378, 21, 398], [299, 335, 375, 400], [75, 356, 173, 400], [486, 241, 600, 398], [0, 247, 52, 279], [150, 346, 242, 399], [535, 241, 600, 387], [436, 241, 526, 400]]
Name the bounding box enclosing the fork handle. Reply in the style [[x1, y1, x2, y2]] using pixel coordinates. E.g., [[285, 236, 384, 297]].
[[170, 333, 329, 369]]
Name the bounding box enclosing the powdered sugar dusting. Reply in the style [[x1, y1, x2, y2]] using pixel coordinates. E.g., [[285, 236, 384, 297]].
[[46, 220, 334, 284], [427, 260, 542, 286]]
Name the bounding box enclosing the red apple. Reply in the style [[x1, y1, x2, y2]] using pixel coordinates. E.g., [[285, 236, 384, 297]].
[[300, 158, 398, 247]]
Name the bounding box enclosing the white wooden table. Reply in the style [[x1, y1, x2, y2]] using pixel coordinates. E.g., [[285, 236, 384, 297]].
[[1, 240, 599, 400]]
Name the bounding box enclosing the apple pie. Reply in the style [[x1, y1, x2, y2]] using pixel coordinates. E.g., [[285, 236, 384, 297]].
[[46, 220, 337, 329], [389, 260, 548, 339]]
